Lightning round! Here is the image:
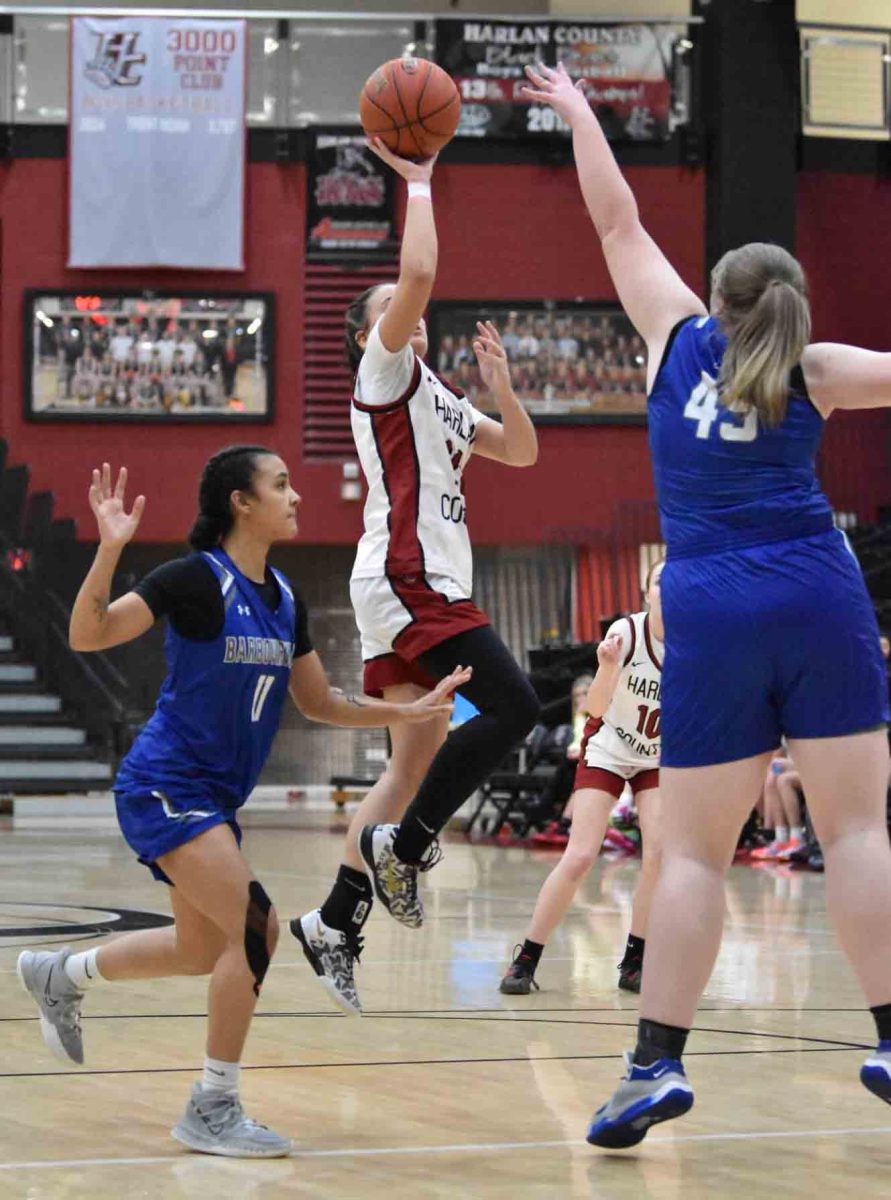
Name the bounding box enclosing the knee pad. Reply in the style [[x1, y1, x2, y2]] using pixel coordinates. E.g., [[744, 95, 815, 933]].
[[244, 880, 273, 996]]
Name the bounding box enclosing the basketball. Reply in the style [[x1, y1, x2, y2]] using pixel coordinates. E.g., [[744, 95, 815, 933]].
[[359, 57, 461, 160]]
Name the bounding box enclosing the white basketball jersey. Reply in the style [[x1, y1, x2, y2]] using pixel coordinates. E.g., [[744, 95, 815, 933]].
[[350, 320, 484, 597], [585, 611, 663, 767]]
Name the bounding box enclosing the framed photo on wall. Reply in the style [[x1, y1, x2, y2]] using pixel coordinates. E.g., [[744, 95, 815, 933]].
[[428, 300, 648, 425], [24, 289, 274, 423]]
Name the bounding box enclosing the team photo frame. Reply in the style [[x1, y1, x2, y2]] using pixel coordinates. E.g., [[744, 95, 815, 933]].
[[429, 300, 648, 425], [24, 289, 274, 423]]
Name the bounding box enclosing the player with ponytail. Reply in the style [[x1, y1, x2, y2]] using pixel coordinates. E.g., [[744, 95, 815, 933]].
[[526, 61, 891, 1149], [17, 447, 466, 1157]]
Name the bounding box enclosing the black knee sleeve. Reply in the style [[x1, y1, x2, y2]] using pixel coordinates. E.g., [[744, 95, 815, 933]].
[[245, 880, 273, 996]]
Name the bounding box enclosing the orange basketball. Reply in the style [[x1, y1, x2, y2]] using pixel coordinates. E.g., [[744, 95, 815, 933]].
[[359, 57, 461, 160]]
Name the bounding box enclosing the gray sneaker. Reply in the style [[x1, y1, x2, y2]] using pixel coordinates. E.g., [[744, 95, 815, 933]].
[[17, 947, 85, 1065], [359, 823, 441, 929], [172, 1084, 292, 1158], [290, 909, 363, 1016]]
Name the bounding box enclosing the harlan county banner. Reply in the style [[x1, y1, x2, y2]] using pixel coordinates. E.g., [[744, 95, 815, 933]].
[[307, 132, 396, 261], [435, 19, 680, 143], [69, 17, 245, 269]]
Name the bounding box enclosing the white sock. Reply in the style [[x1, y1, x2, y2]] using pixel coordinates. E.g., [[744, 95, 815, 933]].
[[774, 825, 789, 844], [790, 825, 805, 842], [202, 1057, 240, 1095], [64, 948, 105, 989]]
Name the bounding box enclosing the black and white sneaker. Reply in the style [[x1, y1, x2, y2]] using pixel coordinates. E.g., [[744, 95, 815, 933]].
[[358, 823, 442, 929], [290, 909, 363, 1016], [499, 947, 540, 995]]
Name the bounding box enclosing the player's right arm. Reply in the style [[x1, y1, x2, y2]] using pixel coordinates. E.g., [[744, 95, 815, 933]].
[[69, 463, 153, 652], [584, 628, 626, 719], [802, 342, 891, 416], [366, 138, 438, 354], [522, 63, 705, 381]]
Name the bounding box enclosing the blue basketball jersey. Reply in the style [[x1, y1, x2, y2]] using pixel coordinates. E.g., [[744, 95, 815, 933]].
[[648, 315, 834, 558], [115, 549, 296, 809]]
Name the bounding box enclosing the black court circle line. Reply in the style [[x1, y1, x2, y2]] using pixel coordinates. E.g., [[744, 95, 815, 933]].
[[0, 1010, 870, 1051], [0, 1045, 868, 1082], [0, 902, 173, 938]]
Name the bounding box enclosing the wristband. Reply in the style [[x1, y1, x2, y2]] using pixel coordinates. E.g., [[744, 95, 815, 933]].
[[407, 180, 432, 200]]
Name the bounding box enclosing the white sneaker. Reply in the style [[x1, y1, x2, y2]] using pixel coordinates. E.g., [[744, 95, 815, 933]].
[[17, 947, 85, 1064], [290, 909, 363, 1016]]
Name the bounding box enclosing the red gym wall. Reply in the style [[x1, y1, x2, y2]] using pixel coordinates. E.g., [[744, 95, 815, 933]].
[[0, 158, 886, 545]]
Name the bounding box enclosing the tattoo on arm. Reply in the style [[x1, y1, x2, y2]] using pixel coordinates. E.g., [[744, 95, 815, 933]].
[[92, 596, 109, 624], [331, 687, 368, 709]]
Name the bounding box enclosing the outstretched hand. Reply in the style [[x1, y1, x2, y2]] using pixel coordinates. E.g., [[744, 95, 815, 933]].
[[473, 321, 512, 395], [402, 665, 473, 723], [88, 463, 145, 549], [366, 137, 438, 183], [521, 61, 590, 126]]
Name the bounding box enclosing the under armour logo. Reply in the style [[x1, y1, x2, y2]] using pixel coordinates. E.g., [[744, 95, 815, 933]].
[[237, 604, 252, 616]]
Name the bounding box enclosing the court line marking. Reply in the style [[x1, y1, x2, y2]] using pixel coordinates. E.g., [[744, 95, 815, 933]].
[[4, 1124, 891, 1171], [0, 1044, 865, 1081]]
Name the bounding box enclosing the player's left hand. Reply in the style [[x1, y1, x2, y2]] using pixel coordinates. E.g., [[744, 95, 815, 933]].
[[521, 62, 590, 125], [596, 633, 624, 668], [402, 665, 473, 722], [473, 321, 512, 395]]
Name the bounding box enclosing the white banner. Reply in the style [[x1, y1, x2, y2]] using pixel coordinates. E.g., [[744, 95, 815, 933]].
[[69, 17, 245, 269]]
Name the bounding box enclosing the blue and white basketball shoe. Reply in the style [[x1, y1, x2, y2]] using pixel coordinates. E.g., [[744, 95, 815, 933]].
[[861, 1042, 891, 1103], [587, 1052, 694, 1149]]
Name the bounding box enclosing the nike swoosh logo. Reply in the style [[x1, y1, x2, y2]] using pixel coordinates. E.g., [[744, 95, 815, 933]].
[[206, 1068, 225, 1076], [417, 818, 435, 835], [44, 964, 58, 1008]]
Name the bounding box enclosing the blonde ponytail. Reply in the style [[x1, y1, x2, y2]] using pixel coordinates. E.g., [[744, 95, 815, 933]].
[[712, 244, 811, 427]]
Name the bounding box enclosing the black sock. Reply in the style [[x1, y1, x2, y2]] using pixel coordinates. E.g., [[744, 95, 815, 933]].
[[633, 1018, 689, 1066], [622, 933, 645, 965], [392, 814, 438, 865], [319, 865, 373, 935], [519, 938, 544, 968], [392, 626, 540, 863], [871, 1002, 891, 1043]]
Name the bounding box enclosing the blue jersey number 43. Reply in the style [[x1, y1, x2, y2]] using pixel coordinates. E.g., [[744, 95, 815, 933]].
[[684, 373, 758, 442]]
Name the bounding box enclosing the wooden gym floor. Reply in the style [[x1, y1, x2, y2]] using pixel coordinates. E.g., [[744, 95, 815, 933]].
[[1, 814, 890, 1198]]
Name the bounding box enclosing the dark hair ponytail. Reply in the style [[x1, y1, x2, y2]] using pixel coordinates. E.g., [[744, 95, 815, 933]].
[[344, 284, 384, 371], [188, 445, 273, 551]]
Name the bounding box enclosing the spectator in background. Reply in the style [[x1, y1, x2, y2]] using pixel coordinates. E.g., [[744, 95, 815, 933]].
[[57, 316, 83, 399], [533, 673, 595, 848], [220, 318, 240, 402], [752, 749, 806, 862], [109, 321, 134, 366]]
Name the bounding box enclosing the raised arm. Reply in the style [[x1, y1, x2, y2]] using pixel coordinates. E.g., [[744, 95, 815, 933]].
[[523, 63, 705, 374], [289, 653, 471, 727], [69, 464, 153, 652], [802, 342, 891, 417], [366, 139, 439, 354], [470, 321, 538, 467]]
